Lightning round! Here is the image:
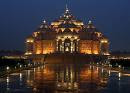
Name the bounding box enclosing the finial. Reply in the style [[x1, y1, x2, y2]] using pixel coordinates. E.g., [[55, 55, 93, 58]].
[[88, 20, 92, 24], [42, 19, 46, 24], [66, 4, 68, 10], [65, 4, 69, 12], [39, 19, 47, 29]]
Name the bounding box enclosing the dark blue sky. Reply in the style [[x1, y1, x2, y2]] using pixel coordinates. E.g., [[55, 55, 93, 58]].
[[0, 0, 130, 51]]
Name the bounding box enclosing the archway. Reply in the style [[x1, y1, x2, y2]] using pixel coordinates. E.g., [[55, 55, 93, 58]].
[[64, 39, 71, 53]]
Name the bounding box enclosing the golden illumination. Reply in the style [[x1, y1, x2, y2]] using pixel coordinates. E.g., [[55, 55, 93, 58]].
[[36, 50, 42, 54], [51, 22, 61, 26], [26, 39, 34, 43], [70, 28, 74, 32], [103, 53, 110, 55], [80, 50, 92, 54], [43, 50, 54, 54], [33, 32, 40, 37], [101, 39, 108, 43], [25, 6, 109, 56], [25, 52, 32, 55], [93, 51, 99, 54], [73, 22, 84, 26]]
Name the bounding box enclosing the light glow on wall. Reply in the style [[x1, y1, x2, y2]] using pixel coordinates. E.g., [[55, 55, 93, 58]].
[[26, 39, 34, 43], [101, 39, 108, 43], [25, 52, 32, 55]]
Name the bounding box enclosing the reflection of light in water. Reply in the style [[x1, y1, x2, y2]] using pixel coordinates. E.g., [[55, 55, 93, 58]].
[[41, 65, 44, 69], [44, 64, 46, 68], [27, 70, 30, 83], [57, 83, 61, 87], [102, 68, 104, 73], [38, 67, 40, 71], [33, 87, 37, 92], [66, 67, 69, 77], [6, 76, 10, 91], [70, 66, 73, 82], [93, 66, 95, 69], [74, 82, 78, 88], [26, 70, 34, 87], [68, 83, 72, 89], [111, 70, 119, 73], [6, 76, 9, 84], [6, 66, 10, 71], [96, 67, 99, 71], [118, 72, 121, 91], [118, 65, 121, 68], [27, 70, 30, 77], [33, 88, 37, 91], [118, 73, 121, 78], [70, 72, 73, 82], [34, 68, 36, 73], [90, 65, 92, 69], [43, 68, 47, 74], [20, 73, 23, 86], [118, 72, 121, 81], [109, 64, 112, 67], [56, 65, 79, 91], [108, 70, 111, 76], [20, 73, 22, 79], [34, 68, 36, 80], [123, 74, 130, 76], [20, 65, 22, 68]]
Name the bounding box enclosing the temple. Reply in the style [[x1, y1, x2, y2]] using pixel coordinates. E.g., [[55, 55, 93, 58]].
[[25, 6, 109, 56]]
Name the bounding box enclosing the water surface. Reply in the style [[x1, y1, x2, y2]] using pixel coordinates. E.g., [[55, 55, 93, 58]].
[[0, 64, 130, 93]]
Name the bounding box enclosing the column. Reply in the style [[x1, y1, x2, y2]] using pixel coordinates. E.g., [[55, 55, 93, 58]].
[[62, 40, 64, 53], [56, 40, 59, 52], [71, 40, 73, 53], [76, 40, 79, 52]]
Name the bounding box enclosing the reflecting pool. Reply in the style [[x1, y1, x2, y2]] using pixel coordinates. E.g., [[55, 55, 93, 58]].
[[0, 64, 130, 93]]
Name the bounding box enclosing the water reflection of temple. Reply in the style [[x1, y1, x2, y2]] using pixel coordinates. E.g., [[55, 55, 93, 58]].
[[26, 64, 109, 92], [56, 65, 79, 91], [79, 65, 109, 92]]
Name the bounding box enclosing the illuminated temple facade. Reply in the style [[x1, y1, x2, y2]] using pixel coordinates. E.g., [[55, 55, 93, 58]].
[[25, 6, 109, 55]]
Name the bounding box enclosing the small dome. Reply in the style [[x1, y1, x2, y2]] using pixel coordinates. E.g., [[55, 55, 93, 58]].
[[86, 20, 95, 29], [39, 19, 49, 29], [26, 35, 34, 43], [26, 35, 34, 39]]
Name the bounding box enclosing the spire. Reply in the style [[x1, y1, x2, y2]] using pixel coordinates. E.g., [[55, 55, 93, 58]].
[[66, 4, 68, 11], [87, 20, 95, 29], [88, 20, 92, 25], [42, 19, 46, 24], [60, 4, 74, 20], [65, 4, 69, 13], [39, 19, 48, 29]]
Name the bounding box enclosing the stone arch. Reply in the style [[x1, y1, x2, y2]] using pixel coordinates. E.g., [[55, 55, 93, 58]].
[[64, 39, 71, 52]]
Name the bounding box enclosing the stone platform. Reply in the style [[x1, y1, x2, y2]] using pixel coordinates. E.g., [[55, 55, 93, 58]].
[[28, 53, 108, 64]]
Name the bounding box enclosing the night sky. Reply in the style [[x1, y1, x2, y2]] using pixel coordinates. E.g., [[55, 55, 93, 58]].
[[0, 0, 130, 52]]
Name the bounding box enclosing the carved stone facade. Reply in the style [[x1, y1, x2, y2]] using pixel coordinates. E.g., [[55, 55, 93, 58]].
[[79, 40, 100, 54], [25, 6, 109, 55]]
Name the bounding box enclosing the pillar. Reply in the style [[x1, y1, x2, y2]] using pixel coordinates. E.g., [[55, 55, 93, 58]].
[[76, 39, 79, 52], [62, 41, 64, 53], [71, 40, 73, 53], [56, 40, 59, 51]]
